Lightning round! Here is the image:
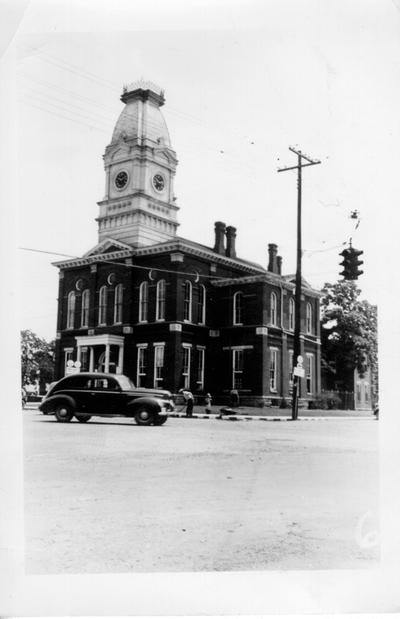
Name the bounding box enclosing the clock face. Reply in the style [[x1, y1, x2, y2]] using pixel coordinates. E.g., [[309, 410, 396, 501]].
[[114, 170, 128, 190], [152, 173, 165, 192]]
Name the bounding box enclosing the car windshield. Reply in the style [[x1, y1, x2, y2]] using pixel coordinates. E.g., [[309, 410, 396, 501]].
[[116, 375, 136, 391]]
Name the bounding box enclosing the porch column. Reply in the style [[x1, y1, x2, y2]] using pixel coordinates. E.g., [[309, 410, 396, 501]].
[[89, 347, 94, 372], [105, 344, 110, 373], [117, 343, 124, 374], [76, 345, 81, 363]]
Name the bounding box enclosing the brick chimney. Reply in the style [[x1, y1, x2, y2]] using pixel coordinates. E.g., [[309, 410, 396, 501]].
[[225, 226, 237, 258], [213, 221, 226, 255], [268, 243, 278, 273], [277, 256, 282, 275]]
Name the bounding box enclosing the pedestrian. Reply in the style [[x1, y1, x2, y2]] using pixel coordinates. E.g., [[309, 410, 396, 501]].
[[21, 385, 27, 409], [230, 388, 240, 408], [205, 392, 212, 414], [179, 388, 194, 417]]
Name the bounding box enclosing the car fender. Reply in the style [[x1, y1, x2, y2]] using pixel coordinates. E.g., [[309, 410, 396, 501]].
[[39, 394, 77, 414], [127, 396, 162, 413]]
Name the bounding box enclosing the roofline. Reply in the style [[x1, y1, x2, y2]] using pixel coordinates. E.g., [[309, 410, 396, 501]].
[[52, 237, 267, 274], [211, 273, 322, 297]]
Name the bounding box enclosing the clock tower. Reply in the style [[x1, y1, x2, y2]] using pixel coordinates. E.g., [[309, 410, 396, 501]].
[[97, 80, 179, 247]]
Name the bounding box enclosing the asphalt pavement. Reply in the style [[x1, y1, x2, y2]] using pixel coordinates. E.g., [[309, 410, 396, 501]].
[[23, 409, 379, 574]]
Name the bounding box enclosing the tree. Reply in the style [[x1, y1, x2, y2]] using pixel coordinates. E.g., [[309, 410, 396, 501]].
[[21, 330, 55, 392], [320, 281, 378, 394]]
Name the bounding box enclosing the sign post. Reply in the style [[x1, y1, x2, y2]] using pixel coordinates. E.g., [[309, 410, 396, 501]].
[[292, 355, 305, 420]]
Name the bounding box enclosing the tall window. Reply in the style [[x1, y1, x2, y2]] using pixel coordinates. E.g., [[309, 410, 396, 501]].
[[270, 292, 277, 326], [197, 285, 206, 324], [233, 349, 244, 389], [182, 345, 191, 388], [114, 284, 123, 323], [81, 289, 89, 328], [154, 344, 165, 388], [233, 291, 243, 325], [136, 345, 148, 387], [288, 298, 295, 331], [156, 279, 166, 321], [269, 348, 278, 392], [98, 286, 107, 325], [306, 353, 314, 394], [288, 350, 294, 393], [183, 281, 192, 322], [306, 302, 313, 334], [67, 291, 76, 329], [196, 347, 205, 390], [139, 281, 148, 322]]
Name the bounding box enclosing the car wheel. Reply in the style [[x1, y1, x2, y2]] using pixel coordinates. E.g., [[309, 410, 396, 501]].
[[75, 414, 91, 423], [55, 404, 73, 423], [154, 416, 167, 426], [135, 407, 155, 426]]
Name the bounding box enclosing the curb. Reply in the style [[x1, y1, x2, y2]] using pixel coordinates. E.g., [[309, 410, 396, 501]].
[[167, 413, 374, 422]]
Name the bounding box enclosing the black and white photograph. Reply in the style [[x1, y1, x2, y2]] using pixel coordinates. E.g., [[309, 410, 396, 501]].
[[1, 0, 400, 616]]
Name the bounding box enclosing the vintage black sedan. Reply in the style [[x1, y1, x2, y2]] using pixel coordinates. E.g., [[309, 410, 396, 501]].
[[39, 372, 174, 425]]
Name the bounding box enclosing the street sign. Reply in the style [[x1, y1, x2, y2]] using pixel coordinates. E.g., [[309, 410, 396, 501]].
[[294, 366, 305, 378], [65, 360, 81, 375]]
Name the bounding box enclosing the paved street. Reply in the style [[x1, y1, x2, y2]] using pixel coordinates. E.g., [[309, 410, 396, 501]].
[[24, 410, 379, 574]]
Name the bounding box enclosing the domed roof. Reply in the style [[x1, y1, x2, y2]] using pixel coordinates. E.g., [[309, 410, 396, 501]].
[[111, 81, 171, 146]]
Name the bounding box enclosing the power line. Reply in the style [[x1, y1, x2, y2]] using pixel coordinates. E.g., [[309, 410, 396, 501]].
[[19, 98, 110, 134], [21, 88, 113, 131], [19, 246, 233, 281]]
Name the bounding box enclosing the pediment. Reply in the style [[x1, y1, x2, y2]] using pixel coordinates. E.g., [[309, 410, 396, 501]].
[[283, 275, 313, 289], [83, 238, 132, 257], [110, 145, 130, 161], [155, 147, 176, 163]]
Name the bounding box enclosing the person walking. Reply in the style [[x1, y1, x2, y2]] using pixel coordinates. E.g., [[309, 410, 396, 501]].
[[205, 392, 212, 414]]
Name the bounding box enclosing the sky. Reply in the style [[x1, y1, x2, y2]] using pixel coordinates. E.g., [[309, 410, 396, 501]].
[[2, 0, 400, 340]]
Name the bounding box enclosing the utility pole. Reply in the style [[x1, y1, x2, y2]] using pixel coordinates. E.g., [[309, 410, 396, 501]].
[[278, 147, 321, 420]]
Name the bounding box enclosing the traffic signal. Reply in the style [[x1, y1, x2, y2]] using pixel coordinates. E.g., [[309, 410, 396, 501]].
[[339, 248, 352, 279], [339, 247, 364, 280], [348, 247, 364, 280]]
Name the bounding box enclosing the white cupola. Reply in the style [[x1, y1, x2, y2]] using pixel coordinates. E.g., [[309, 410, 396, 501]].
[[97, 80, 179, 247]]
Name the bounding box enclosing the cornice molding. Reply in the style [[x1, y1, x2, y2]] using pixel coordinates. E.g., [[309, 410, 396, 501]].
[[211, 273, 321, 296], [52, 239, 322, 298]]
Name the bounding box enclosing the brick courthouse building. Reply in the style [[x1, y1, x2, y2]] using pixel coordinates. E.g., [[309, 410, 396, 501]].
[[53, 80, 321, 405]]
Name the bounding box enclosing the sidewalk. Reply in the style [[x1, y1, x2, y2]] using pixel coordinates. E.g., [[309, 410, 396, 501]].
[[24, 402, 374, 420], [170, 405, 374, 421]]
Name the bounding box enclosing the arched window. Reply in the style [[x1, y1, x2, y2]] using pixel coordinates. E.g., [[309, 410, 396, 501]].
[[67, 291, 76, 329], [197, 284, 206, 324], [270, 291, 277, 326], [156, 279, 166, 321], [81, 289, 89, 327], [98, 286, 107, 325], [114, 284, 123, 323], [306, 302, 313, 334], [183, 280, 192, 322], [139, 281, 148, 322], [233, 291, 243, 325], [288, 298, 295, 331]]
